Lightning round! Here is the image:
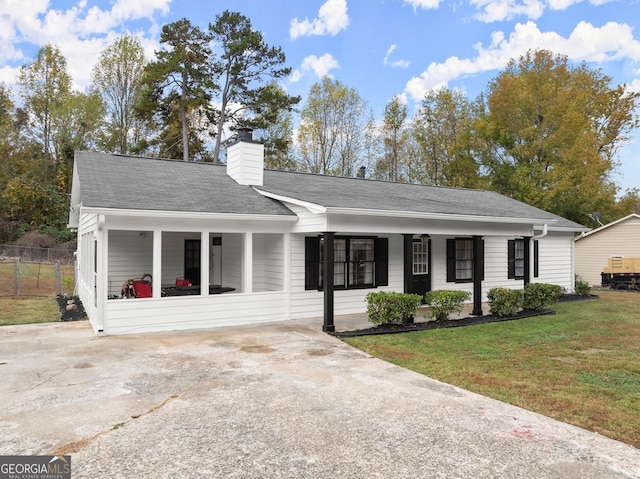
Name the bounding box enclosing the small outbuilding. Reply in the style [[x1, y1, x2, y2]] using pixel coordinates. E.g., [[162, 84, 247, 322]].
[[575, 213, 640, 286]]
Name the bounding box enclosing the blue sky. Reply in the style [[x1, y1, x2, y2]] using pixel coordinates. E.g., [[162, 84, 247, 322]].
[[1, 0, 639, 193]]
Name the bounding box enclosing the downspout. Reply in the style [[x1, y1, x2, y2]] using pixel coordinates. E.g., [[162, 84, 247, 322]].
[[529, 224, 548, 285], [532, 224, 548, 241]]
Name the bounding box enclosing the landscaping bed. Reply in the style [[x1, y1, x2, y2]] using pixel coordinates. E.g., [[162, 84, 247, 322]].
[[56, 295, 87, 322], [331, 293, 598, 338]]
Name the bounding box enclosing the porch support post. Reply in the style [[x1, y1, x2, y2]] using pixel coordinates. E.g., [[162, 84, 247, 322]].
[[523, 236, 531, 287], [243, 233, 253, 294], [201, 231, 210, 295], [96, 215, 107, 332], [322, 232, 335, 333], [152, 230, 162, 298], [403, 234, 413, 294], [472, 235, 483, 316]]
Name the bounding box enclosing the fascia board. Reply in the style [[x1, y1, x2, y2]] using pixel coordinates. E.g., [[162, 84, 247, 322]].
[[80, 206, 298, 222], [325, 207, 558, 225]]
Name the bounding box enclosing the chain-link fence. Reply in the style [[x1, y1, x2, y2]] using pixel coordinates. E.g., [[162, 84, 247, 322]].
[[0, 245, 76, 297]]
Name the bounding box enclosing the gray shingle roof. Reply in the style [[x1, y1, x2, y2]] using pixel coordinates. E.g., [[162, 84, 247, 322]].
[[259, 170, 586, 229], [74, 151, 585, 229], [74, 151, 295, 216]]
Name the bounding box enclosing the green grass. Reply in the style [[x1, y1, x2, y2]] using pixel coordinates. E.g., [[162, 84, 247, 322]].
[[344, 290, 640, 448], [0, 296, 61, 326]]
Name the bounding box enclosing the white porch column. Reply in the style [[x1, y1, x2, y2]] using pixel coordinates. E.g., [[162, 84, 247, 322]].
[[96, 215, 107, 332], [243, 232, 253, 294], [284, 233, 291, 319], [201, 231, 210, 295], [152, 230, 162, 298]]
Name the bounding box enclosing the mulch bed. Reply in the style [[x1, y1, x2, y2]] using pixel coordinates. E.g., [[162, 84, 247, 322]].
[[331, 293, 599, 338], [56, 295, 88, 322]]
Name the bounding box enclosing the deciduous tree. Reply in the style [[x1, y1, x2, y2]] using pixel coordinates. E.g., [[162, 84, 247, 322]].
[[297, 77, 367, 175], [412, 88, 480, 187], [479, 49, 640, 223], [378, 95, 408, 182], [92, 35, 146, 154], [17, 44, 72, 168]]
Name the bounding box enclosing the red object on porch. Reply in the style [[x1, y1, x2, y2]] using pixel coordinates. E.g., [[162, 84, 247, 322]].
[[131, 279, 152, 298], [175, 277, 192, 287]]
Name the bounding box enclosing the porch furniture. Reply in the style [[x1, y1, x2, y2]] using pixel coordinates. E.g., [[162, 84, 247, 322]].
[[131, 279, 152, 298], [161, 285, 235, 296]]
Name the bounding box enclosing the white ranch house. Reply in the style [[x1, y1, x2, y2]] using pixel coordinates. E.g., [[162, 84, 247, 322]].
[[68, 130, 588, 335]]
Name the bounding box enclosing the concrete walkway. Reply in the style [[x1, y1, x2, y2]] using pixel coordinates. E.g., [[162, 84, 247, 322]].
[[1, 319, 639, 478]]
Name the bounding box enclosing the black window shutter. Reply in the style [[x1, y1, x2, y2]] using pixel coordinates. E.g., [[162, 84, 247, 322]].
[[507, 239, 516, 279], [446, 239, 456, 282], [374, 237, 388, 286], [534, 240, 539, 278], [305, 236, 320, 290]]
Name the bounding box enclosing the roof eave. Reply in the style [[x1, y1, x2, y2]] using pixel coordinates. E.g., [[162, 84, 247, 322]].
[[80, 206, 298, 222], [325, 207, 558, 225]]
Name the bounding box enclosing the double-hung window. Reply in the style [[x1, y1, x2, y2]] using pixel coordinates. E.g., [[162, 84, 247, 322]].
[[305, 236, 388, 290], [507, 239, 540, 279], [446, 238, 482, 283], [508, 239, 525, 280]]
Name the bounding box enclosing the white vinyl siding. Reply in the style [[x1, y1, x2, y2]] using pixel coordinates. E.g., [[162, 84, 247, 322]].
[[533, 232, 574, 292], [253, 233, 284, 292]]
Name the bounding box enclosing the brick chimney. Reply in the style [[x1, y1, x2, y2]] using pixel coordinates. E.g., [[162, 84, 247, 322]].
[[226, 127, 264, 186]]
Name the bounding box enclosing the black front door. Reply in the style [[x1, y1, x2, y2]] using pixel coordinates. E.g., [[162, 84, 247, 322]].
[[184, 239, 201, 286], [404, 235, 431, 299]]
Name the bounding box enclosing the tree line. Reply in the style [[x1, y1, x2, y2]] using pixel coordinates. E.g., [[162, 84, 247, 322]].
[[1, 10, 638, 245]]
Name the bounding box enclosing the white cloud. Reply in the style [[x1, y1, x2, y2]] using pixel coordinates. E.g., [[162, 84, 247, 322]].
[[290, 0, 350, 39], [626, 78, 640, 93], [0, 0, 170, 89], [404, 20, 640, 101], [472, 0, 619, 23], [403, 0, 442, 10], [290, 54, 340, 82], [384, 44, 410, 68], [471, 0, 545, 23]]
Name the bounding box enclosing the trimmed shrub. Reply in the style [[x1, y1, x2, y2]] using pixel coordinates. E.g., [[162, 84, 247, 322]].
[[487, 287, 524, 318], [523, 283, 563, 310], [424, 290, 471, 321], [575, 276, 591, 296], [366, 291, 423, 326]]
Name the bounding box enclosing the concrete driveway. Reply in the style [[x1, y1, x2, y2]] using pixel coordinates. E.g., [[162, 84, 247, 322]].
[[1, 319, 639, 479]]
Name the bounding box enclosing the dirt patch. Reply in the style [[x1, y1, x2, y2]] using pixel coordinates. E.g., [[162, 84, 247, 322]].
[[577, 348, 609, 355]]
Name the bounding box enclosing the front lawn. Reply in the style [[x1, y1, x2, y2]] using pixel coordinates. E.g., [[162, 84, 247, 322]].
[[0, 296, 61, 326], [344, 290, 640, 448]]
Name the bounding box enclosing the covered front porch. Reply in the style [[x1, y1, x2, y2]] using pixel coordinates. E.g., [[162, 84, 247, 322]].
[[76, 211, 296, 335]]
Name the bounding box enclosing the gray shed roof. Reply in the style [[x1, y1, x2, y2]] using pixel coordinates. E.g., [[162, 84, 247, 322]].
[[73, 151, 585, 230]]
